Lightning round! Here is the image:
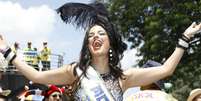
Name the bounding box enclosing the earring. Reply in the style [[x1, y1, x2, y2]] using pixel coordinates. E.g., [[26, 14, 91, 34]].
[[109, 49, 113, 61]]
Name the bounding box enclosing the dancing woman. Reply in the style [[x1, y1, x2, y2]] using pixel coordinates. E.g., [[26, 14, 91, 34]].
[[0, 2, 201, 101]]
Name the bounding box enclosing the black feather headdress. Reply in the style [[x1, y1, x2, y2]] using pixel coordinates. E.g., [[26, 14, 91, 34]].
[[57, 2, 127, 53], [57, 2, 110, 29], [57, 2, 127, 79]]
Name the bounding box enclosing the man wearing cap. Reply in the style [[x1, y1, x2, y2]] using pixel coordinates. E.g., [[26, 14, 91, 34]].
[[11, 42, 20, 54], [187, 88, 201, 101], [140, 60, 165, 90], [40, 42, 51, 70], [23, 42, 35, 66], [125, 60, 178, 101], [43, 85, 64, 101]]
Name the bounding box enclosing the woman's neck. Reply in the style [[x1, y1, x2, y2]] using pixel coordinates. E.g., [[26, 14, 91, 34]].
[[91, 56, 110, 74]]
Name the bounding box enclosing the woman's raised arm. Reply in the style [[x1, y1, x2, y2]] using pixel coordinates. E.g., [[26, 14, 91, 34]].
[[12, 59, 76, 85], [0, 35, 76, 85], [122, 22, 201, 91]]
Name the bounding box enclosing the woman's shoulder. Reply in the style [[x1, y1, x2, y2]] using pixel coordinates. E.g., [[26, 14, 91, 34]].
[[62, 62, 79, 74], [123, 68, 139, 76], [54, 62, 79, 84]]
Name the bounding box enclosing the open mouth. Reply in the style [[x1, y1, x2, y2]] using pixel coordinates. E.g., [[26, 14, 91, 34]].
[[92, 40, 103, 50]]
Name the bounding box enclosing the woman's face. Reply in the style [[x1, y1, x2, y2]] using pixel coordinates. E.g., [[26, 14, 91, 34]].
[[48, 92, 62, 101], [88, 25, 110, 57]]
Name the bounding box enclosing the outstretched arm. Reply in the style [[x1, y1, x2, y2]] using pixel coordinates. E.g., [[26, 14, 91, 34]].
[[0, 35, 77, 85], [122, 22, 201, 91], [12, 59, 76, 85]]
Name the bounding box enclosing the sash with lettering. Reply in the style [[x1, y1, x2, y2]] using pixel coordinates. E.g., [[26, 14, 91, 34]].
[[76, 66, 115, 101]]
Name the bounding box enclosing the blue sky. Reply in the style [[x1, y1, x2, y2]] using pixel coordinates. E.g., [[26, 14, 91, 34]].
[[0, 0, 141, 97], [0, 0, 91, 63], [0, 0, 141, 66]]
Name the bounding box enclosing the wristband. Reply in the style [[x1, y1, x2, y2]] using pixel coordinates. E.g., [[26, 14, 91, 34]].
[[182, 34, 191, 43], [177, 38, 189, 50], [1, 47, 16, 64]]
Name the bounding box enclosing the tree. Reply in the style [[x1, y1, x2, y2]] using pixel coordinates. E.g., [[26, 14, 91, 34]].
[[104, 0, 201, 100]]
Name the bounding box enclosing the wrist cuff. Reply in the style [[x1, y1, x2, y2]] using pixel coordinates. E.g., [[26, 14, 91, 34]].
[[2, 47, 16, 64], [177, 38, 189, 50]]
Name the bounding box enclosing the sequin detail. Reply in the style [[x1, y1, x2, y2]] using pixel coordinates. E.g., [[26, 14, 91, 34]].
[[74, 72, 123, 101], [100, 73, 123, 101]]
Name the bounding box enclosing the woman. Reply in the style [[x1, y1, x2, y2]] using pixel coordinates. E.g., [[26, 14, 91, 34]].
[[0, 2, 201, 101]]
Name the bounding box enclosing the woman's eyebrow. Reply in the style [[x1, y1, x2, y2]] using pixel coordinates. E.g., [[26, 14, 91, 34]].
[[89, 32, 94, 35], [98, 30, 105, 33]]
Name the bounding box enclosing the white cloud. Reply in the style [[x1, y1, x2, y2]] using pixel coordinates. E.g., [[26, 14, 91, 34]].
[[0, 1, 142, 67], [0, 1, 86, 65], [0, 1, 57, 47]]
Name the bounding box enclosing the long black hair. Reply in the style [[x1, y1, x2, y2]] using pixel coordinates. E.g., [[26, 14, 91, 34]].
[[57, 2, 127, 79], [78, 22, 127, 79]]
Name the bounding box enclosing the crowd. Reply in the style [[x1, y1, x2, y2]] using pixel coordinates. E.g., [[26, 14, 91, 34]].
[[10, 41, 51, 71], [19, 84, 64, 101], [0, 83, 65, 101]]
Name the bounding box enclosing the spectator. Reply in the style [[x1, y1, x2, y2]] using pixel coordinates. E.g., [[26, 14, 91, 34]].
[[32, 48, 40, 70], [23, 42, 34, 66], [11, 42, 20, 54], [187, 88, 201, 101], [140, 60, 165, 90], [0, 87, 11, 100], [17, 82, 47, 101], [40, 42, 51, 70], [43, 85, 64, 101], [127, 60, 178, 101]]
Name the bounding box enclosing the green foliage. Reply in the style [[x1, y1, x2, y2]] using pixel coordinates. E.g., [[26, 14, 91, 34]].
[[104, 0, 201, 100]]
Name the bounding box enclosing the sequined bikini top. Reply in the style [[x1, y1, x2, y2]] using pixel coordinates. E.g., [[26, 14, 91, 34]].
[[74, 72, 123, 101]]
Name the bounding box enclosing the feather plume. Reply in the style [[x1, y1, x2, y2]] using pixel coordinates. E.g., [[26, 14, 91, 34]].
[[57, 2, 109, 29]]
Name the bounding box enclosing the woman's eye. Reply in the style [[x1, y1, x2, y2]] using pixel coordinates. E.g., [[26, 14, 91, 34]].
[[88, 33, 94, 37], [99, 32, 105, 35]]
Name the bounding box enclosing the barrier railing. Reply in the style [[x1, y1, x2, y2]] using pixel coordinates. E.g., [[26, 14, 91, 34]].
[[0, 51, 64, 72]]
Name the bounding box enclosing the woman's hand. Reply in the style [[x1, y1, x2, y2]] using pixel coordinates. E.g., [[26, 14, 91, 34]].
[[183, 22, 201, 39], [0, 34, 9, 53]]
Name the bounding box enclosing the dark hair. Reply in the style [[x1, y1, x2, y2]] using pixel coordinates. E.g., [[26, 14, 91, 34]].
[[57, 2, 126, 78], [74, 20, 127, 79]]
